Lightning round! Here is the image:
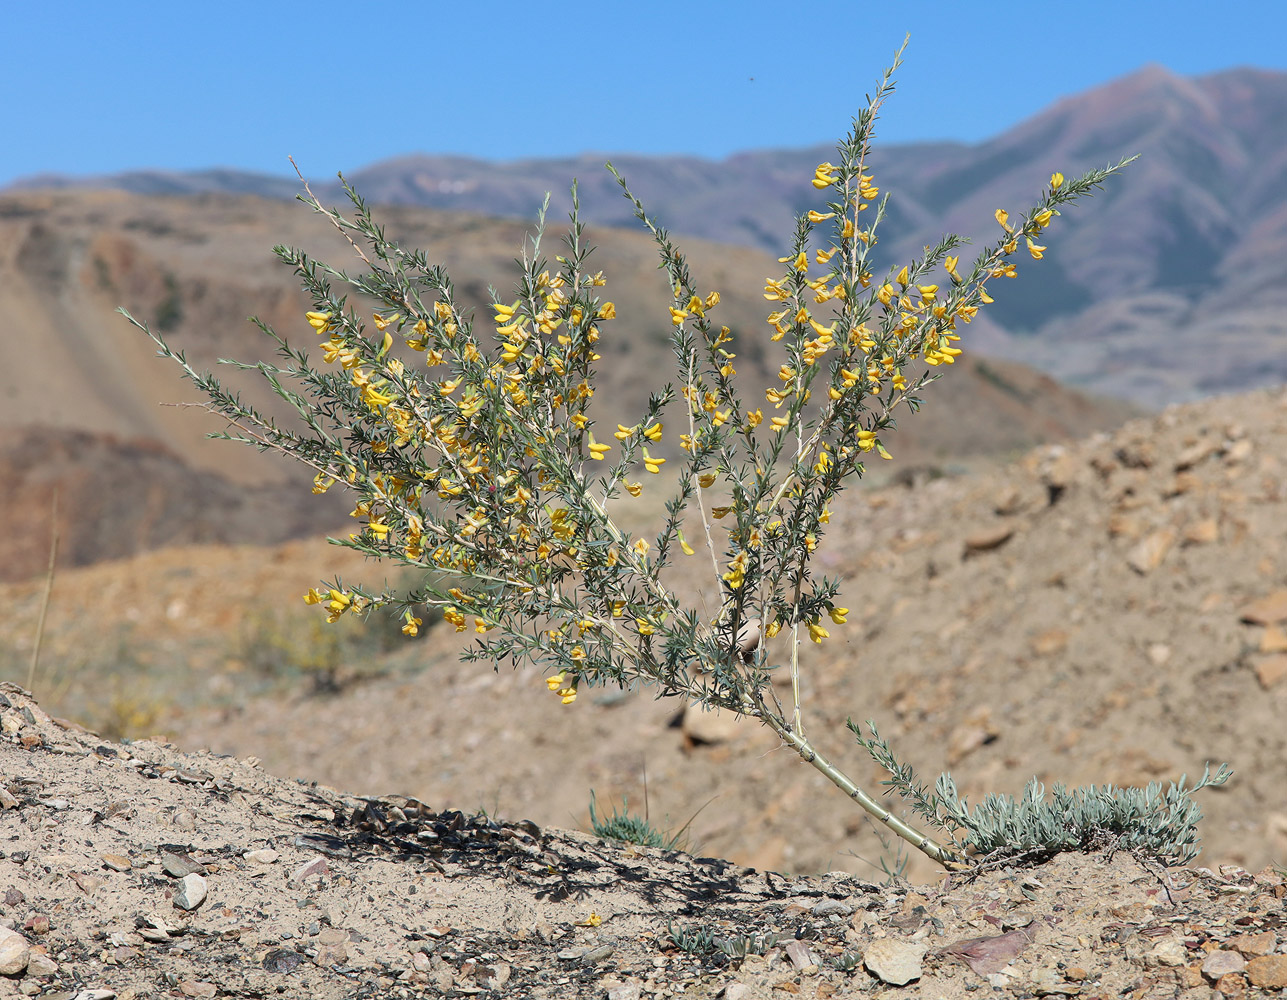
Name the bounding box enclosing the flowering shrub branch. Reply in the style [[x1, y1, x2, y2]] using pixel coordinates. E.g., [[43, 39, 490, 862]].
[[123, 44, 1223, 868]]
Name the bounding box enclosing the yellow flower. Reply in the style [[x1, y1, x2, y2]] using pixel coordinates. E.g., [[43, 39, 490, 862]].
[[945, 255, 961, 283], [765, 621, 782, 638], [812, 162, 839, 189], [587, 433, 610, 460], [303, 588, 323, 605], [896, 265, 909, 287], [625, 482, 643, 497], [669, 306, 689, 325], [372, 312, 401, 331], [597, 302, 616, 320], [808, 210, 835, 223], [643, 422, 663, 442], [642, 448, 665, 473], [306, 311, 334, 334], [402, 615, 422, 637], [807, 621, 829, 643], [633, 537, 650, 557], [995, 208, 1014, 233], [747, 409, 763, 428], [1050, 171, 1065, 190], [828, 607, 849, 624], [1026, 238, 1046, 260], [678, 531, 695, 556], [546, 672, 566, 691], [697, 472, 717, 488]]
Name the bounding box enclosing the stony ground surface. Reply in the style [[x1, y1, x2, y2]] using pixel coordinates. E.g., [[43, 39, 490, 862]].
[[4, 681, 1287, 999]]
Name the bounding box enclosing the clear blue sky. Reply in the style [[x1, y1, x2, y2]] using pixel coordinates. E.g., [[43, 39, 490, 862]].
[[4, 0, 1284, 187]]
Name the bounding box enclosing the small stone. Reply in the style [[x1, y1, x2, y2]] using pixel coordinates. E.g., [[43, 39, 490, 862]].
[[0, 786, 18, 809], [172, 873, 207, 911], [724, 986, 754, 1000], [478, 963, 510, 988], [1175, 437, 1220, 470], [1182, 519, 1219, 545], [178, 982, 217, 999], [243, 848, 280, 865], [1214, 971, 1247, 998], [0, 926, 31, 975], [172, 807, 197, 831], [1260, 625, 1287, 653], [1202, 949, 1246, 980], [1064, 966, 1089, 981], [811, 899, 853, 917], [1246, 954, 1287, 989], [1227, 931, 1276, 957], [1239, 590, 1287, 625], [291, 857, 329, 884], [101, 854, 133, 872], [1126, 528, 1176, 574], [161, 852, 205, 877], [1253, 653, 1287, 689], [580, 945, 614, 964], [607, 984, 642, 1000], [314, 940, 347, 967], [964, 523, 1015, 555], [71, 872, 105, 894], [681, 703, 743, 745], [863, 938, 926, 985], [1147, 642, 1172, 666], [785, 939, 819, 971], [25, 952, 58, 976], [1150, 936, 1187, 967]]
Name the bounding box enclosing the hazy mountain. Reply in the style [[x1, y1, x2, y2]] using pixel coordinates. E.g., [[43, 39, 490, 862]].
[[9, 66, 1285, 407]]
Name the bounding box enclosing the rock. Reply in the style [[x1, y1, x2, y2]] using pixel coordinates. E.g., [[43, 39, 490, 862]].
[[1175, 437, 1221, 471], [1253, 653, 1287, 690], [1146, 643, 1172, 666], [1247, 954, 1287, 989], [863, 938, 926, 985], [1260, 625, 1287, 653], [172, 873, 207, 911], [607, 984, 643, 1000], [1150, 936, 1187, 967], [243, 848, 280, 864], [1213, 971, 1248, 997], [725, 986, 755, 1000], [811, 899, 853, 917], [1239, 590, 1287, 625], [1182, 519, 1219, 545], [681, 703, 743, 745], [161, 851, 205, 877], [100, 853, 132, 872], [785, 939, 819, 971], [1126, 528, 1176, 574], [178, 982, 217, 999], [1227, 931, 1276, 957], [478, 963, 510, 988], [25, 952, 58, 976], [1225, 438, 1253, 463], [291, 857, 330, 884], [0, 926, 31, 975], [1202, 949, 1246, 980], [964, 522, 1015, 555]]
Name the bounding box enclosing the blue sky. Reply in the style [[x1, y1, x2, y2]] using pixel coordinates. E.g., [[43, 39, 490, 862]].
[[4, 0, 1285, 188]]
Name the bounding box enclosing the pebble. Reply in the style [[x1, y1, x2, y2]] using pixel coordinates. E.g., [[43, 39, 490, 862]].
[[1202, 949, 1246, 980], [26, 953, 58, 976], [681, 703, 743, 745], [1247, 954, 1287, 989], [101, 854, 132, 872], [172, 873, 207, 911], [243, 848, 280, 864], [161, 852, 205, 877], [291, 857, 330, 884], [1126, 528, 1176, 574], [0, 926, 31, 975], [811, 899, 853, 917], [1150, 936, 1187, 966], [178, 981, 217, 998], [862, 938, 926, 985], [1240, 590, 1287, 625]]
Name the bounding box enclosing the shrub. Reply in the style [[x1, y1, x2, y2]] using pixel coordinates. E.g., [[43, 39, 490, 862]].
[[126, 42, 1227, 867]]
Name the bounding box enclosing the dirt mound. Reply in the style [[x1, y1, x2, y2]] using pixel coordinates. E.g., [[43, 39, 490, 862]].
[[3, 682, 1286, 999]]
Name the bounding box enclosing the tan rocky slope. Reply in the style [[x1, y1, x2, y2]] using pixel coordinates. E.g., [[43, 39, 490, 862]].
[[3, 682, 1287, 1000], [5, 386, 1286, 898], [0, 187, 1136, 579]]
